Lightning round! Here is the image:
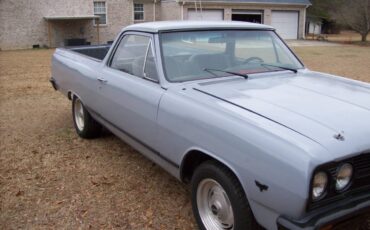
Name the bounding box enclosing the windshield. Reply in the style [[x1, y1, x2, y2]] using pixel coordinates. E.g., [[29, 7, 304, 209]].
[[160, 30, 303, 82]]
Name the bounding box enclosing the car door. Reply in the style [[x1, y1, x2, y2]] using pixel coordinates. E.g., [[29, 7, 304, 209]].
[[97, 32, 164, 148]]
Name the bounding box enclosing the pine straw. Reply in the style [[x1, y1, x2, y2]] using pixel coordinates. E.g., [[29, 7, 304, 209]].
[[0, 46, 369, 229]]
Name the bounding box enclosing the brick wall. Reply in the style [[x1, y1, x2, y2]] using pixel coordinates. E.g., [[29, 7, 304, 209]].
[[160, 1, 182, 21], [0, 0, 307, 50], [88, 0, 133, 45], [0, 0, 136, 50], [0, 0, 93, 50]]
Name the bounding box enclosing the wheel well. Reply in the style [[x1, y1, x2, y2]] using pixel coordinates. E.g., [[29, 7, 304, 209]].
[[182, 151, 262, 229], [181, 150, 230, 184]]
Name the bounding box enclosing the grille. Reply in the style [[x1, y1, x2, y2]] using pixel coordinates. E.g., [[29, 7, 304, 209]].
[[308, 153, 370, 210], [353, 154, 370, 179]]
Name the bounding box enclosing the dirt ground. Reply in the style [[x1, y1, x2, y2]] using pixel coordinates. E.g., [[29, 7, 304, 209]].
[[0, 46, 370, 229]]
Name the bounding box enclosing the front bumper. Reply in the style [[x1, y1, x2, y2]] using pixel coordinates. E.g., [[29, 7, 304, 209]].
[[277, 193, 370, 230]]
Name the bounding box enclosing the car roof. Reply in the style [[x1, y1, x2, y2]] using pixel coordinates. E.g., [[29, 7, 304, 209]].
[[123, 21, 274, 33]]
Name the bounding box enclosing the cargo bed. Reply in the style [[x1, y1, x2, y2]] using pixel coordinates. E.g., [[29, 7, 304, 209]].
[[66, 44, 111, 61]]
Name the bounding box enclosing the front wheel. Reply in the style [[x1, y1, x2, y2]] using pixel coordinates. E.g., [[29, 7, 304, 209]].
[[191, 161, 260, 230], [72, 96, 102, 139]]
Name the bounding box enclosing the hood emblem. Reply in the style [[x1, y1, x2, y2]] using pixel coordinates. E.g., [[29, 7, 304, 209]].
[[334, 132, 345, 141]]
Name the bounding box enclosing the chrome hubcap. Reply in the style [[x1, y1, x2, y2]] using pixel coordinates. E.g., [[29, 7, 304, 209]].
[[197, 179, 234, 230], [74, 98, 84, 131]]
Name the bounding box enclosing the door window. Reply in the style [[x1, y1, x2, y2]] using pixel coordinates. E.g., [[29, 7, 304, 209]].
[[110, 34, 158, 81], [143, 43, 159, 81]]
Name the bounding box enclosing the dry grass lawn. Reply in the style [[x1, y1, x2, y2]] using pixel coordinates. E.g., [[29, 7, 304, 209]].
[[293, 45, 370, 83], [0, 45, 370, 229], [307, 30, 370, 45]]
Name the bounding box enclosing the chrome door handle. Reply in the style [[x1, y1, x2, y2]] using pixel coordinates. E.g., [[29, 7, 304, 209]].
[[97, 77, 108, 84]]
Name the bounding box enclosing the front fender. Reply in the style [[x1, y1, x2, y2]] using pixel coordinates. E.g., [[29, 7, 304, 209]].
[[157, 88, 329, 229]]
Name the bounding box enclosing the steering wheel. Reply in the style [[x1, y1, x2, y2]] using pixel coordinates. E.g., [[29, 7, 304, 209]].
[[242, 57, 264, 64]]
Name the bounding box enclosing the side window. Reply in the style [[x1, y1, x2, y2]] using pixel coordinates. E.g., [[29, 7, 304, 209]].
[[272, 41, 297, 64], [110, 34, 159, 81], [110, 35, 150, 77], [144, 43, 159, 81]]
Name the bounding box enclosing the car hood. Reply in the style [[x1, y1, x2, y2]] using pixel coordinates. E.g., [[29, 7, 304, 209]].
[[190, 71, 370, 155]]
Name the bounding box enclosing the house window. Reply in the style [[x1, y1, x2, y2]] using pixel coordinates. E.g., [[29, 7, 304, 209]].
[[94, 1, 107, 25], [134, 3, 144, 21]]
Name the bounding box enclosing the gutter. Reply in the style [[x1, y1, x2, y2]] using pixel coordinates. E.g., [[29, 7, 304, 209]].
[[179, 0, 311, 6]]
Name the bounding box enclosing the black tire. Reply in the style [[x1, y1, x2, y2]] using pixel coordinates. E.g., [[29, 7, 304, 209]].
[[72, 96, 102, 139], [191, 160, 261, 230]]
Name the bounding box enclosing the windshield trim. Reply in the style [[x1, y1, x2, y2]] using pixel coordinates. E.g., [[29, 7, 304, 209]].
[[158, 29, 305, 83]]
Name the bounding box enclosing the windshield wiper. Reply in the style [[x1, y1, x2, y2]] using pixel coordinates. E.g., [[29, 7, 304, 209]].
[[204, 68, 248, 79], [260, 63, 298, 73]]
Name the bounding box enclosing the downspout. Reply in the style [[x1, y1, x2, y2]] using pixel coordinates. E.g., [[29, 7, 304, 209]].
[[194, 0, 197, 14], [302, 5, 309, 39], [153, 0, 156, 21], [181, 1, 185, 20], [199, 0, 203, 19], [47, 20, 52, 48]]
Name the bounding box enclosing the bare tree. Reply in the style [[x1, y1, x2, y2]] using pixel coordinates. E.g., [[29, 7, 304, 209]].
[[331, 0, 370, 42]]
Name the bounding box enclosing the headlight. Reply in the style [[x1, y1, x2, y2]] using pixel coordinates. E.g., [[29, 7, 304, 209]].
[[312, 172, 328, 200], [335, 163, 353, 191]]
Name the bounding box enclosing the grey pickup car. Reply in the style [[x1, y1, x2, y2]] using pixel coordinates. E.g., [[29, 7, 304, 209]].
[[50, 21, 370, 230]]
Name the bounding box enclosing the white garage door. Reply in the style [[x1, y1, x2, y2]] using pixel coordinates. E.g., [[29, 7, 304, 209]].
[[271, 11, 299, 39], [188, 9, 223, 21]]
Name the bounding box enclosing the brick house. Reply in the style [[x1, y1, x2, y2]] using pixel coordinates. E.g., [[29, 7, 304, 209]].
[[0, 0, 310, 50]]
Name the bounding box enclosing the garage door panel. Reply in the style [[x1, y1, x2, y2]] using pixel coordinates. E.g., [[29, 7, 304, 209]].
[[188, 9, 223, 21], [271, 11, 298, 39]]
